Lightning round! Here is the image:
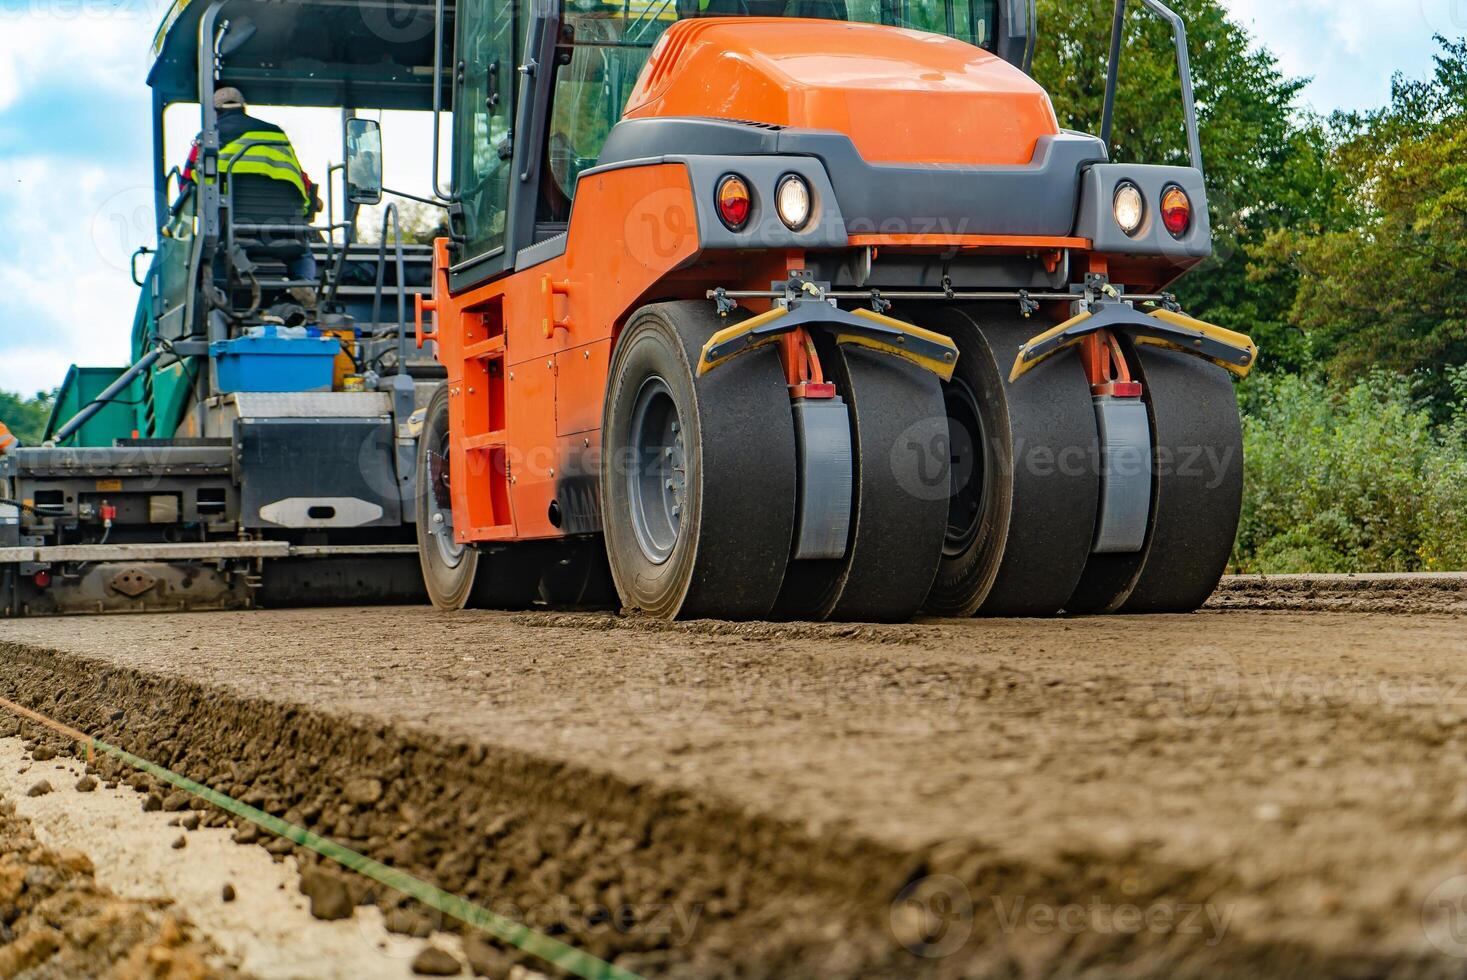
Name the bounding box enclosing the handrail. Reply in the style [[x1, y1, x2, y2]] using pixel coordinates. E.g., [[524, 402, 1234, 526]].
[[430, 0, 456, 202], [370, 203, 410, 368], [216, 139, 335, 317], [1024, 0, 1037, 73], [325, 161, 344, 276], [219, 137, 317, 258], [1100, 0, 1204, 176], [131, 246, 155, 288]]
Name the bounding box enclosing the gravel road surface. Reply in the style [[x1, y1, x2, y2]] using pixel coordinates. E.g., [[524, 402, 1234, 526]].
[[2, 592, 1466, 977]]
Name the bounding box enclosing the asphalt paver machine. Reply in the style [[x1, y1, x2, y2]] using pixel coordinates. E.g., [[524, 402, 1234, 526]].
[[0, 0, 451, 614]]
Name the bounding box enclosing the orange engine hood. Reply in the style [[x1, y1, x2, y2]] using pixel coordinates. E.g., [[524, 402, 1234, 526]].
[[623, 18, 1060, 167]]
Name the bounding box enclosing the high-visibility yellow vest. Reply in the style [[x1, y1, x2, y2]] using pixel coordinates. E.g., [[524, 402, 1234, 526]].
[[216, 130, 311, 216]]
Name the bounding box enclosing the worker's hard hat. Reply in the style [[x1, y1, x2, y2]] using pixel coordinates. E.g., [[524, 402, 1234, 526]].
[[214, 87, 246, 110]]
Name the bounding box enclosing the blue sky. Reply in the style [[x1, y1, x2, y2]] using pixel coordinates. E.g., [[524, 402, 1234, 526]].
[[0, 0, 1460, 396]]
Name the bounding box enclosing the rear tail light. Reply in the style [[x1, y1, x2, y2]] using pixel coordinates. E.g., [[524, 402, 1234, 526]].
[[716, 175, 752, 231], [1160, 185, 1192, 238]]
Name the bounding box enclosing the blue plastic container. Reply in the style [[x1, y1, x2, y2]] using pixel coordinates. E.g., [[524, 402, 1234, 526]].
[[210, 327, 340, 394]]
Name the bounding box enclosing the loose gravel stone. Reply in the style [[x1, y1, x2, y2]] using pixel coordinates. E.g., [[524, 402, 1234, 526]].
[[462, 938, 514, 978], [344, 777, 383, 806], [411, 945, 463, 976], [299, 868, 353, 921]]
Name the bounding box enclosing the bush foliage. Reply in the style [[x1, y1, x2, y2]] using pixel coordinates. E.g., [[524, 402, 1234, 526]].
[[1236, 370, 1467, 573], [0, 390, 52, 446]]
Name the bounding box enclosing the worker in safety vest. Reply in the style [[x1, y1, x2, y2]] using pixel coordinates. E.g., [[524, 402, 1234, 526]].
[[181, 87, 323, 288], [0, 422, 16, 455]]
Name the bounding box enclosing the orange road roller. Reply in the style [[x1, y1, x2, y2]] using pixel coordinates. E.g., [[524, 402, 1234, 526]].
[[414, 0, 1257, 621]]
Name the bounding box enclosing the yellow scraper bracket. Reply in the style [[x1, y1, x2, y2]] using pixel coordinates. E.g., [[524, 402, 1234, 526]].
[[1009, 303, 1258, 383], [832, 309, 959, 382], [698, 304, 958, 381]]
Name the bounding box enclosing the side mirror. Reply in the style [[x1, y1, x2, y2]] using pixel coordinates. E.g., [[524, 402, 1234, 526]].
[[345, 118, 384, 207]]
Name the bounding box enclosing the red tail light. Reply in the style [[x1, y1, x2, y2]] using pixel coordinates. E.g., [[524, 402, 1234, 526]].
[[1160, 185, 1192, 238], [717, 175, 752, 231]]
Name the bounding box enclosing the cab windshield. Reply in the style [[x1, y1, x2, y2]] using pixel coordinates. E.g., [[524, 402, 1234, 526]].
[[689, 0, 996, 47], [571, 0, 998, 49]]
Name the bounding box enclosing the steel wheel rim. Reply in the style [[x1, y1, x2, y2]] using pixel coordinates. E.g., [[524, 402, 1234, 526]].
[[429, 430, 468, 570], [626, 376, 686, 565], [943, 377, 988, 558]]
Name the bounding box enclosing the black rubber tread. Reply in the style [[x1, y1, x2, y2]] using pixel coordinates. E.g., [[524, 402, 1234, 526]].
[[1064, 548, 1147, 615], [415, 385, 538, 611], [918, 305, 1100, 618], [538, 538, 619, 610], [601, 302, 797, 620], [1113, 345, 1244, 614], [775, 343, 948, 623]]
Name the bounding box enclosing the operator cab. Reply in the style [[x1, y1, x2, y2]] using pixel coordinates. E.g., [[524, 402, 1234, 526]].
[[455, 0, 1032, 283], [138, 0, 451, 440]]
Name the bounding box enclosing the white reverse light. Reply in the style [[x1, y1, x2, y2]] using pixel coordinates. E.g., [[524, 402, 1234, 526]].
[[1113, 181, 1146, 237], [776, 174, 812, 231]]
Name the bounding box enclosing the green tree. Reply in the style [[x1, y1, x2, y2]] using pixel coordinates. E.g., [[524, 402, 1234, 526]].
[[0, 390, 55, 446], [1258, 38, 1467, 408], [1033, 0, 1340, 372]]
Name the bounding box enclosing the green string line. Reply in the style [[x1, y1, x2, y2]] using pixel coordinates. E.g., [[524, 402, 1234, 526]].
[[90, 737, 644, 980]]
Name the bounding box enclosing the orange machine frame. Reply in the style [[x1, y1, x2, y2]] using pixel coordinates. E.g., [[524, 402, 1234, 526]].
[[419, 159, 1150, 548]]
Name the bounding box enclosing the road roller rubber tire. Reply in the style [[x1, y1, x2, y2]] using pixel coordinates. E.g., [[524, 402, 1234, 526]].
[[415, 384, 539, 611], [775, 341, 948, 623], [919, 306, 1101, 618], [1120, 345, 1244, 613], [1066, 343, 1244, 615], [601, 302, 798, 620]]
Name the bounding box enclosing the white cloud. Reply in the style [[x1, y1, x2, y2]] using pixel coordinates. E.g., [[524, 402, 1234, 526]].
[[1222, 0, 1455, 112], [0, 155, 139, 392], [0, 9, 158, 111]]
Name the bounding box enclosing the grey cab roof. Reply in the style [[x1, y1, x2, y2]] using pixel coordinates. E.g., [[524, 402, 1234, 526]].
[[147, 0, 455, 110]]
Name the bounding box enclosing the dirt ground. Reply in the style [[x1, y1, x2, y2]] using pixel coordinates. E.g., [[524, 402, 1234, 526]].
[[1211, 572, 1467, 615], [0, 738, 490, 979], [0, 786, 239, 979], [2, 584, 1467, 976]]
